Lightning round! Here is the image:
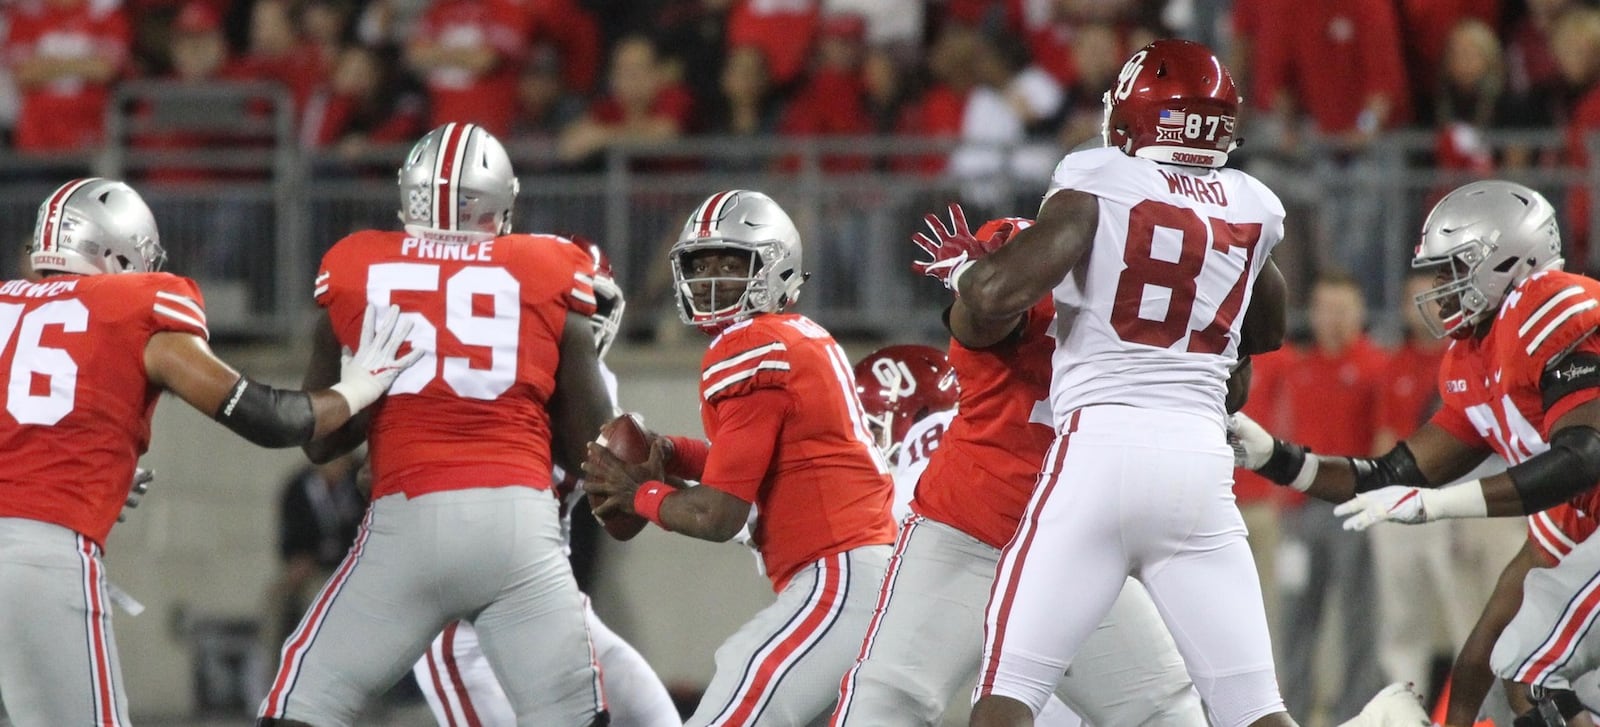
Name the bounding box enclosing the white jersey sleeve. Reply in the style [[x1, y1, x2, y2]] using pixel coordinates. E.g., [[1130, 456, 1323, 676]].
[[1043, 148, 1286, 422], [891, 409, 957, 524]]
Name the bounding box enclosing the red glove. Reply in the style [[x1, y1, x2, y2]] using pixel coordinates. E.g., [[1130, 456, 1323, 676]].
[[911, 202, 999, 292]]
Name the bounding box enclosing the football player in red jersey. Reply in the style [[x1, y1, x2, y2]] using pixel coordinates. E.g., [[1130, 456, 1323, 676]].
[[0, 178, 417, 727], [1232, 179, 1600, 725], [831, 216, 1205, 727], [257, 123, 615, 727], [582, 189, 899, 726]]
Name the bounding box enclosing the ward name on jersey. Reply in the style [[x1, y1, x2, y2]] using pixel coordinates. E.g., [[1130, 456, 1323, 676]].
[[315, 230, 597, 499], [1046, 146, 1285, 421]]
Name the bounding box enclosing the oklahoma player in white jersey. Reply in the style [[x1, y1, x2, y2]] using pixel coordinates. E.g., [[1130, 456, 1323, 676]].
[[839, 211, 1206, 727], [411, 243, 678, 727], [0, 179, 415, 727], [1233, 180, 1600, 726], [916, 40, 1300, 727], [583, 190, 898, 726], [258, 124, 615, 727], [853, 344, 958, 521]]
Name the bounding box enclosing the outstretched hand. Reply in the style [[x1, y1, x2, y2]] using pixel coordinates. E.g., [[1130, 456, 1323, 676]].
[[912, 202, 996, 291]]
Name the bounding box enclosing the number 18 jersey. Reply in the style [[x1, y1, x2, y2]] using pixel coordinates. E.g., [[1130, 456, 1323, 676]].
[[1045, 147, 1285, 423], [315, 231, 598, 500]]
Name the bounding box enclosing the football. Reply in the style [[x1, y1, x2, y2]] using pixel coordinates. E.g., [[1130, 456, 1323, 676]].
[[597, 412, 652, 464], [591, 412, 652, 540]]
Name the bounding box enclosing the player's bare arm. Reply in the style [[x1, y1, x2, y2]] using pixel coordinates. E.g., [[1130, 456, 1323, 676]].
[[147, 304, 420, 449], [1232, 415, 1491, 504], [1225, 357, 1252, 414], [582, 440, 752, 542], [301, 315, 370, 463], [947, 190, 1098, 349], [1445, 540, 1542, 727], [1238, 258, 1287, 356], [548, 311, 614, 474]]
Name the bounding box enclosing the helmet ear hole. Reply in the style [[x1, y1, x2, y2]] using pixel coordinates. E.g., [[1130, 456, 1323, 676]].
[[1493, 257, 1519, 273]]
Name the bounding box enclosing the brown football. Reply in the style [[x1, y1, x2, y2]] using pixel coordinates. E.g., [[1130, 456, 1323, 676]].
[[591, 412, 651, 540], [597, 412, 651, 464]]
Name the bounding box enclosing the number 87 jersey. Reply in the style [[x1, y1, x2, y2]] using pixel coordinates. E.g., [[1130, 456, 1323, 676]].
[[1045, 145, 1285, 423], [315, 230, 599, 500]]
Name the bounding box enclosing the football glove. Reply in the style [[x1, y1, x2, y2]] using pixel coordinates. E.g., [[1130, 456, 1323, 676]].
[[331, 304, 426, 413], [912, 202, 995, 292], [117, 467, 154, 523]]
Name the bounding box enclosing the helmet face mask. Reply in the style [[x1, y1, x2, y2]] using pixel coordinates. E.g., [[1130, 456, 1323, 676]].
[[672, 191, 803, 331], [397, 123, 519, 242], [31, 178, 166, 276], [583, 241, 625, 359], [1411, 180, 1564, 339]]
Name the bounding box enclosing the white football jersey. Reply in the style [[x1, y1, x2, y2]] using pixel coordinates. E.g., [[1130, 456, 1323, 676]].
[[1045, 147, 1285, 423], [890, 409, 956, 524]]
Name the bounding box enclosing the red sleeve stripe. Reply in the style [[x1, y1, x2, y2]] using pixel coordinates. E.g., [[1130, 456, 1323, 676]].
[[1525, 299, 1599, 355], [1519, 287, 1585, 337], [703, 361, 791, 399], [704, 342, 787, 380], [1530, 511, 1576, 560]]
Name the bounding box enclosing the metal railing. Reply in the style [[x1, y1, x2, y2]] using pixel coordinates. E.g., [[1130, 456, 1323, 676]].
[[0, 86, 1583, 340]]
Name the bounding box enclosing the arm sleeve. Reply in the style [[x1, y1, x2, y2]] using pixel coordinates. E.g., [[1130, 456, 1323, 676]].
[[1541, 337, 1600, 426], [699, 387, 790, 503], [666, 435, 710, 480]]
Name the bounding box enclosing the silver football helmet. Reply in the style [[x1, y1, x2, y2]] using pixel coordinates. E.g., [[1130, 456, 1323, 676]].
[[671, 190, 804, 329], [1413, 180, 1563, 338], [582, 240, 625, 359], [31, 178, 166, 275], [397, 123, 519, 241]]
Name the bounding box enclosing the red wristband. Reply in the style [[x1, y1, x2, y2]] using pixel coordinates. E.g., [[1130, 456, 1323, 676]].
[[633, 480, 673, 530]]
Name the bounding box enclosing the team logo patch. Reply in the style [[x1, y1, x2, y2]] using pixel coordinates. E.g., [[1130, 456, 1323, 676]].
[[408, 189, 431, 221], [1156, 109, 1186, 143]]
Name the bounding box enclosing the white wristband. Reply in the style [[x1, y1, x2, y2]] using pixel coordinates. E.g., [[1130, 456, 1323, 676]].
[[1419, 479, 1489, 520], [949, 259, 977, 295], [1288, 455, 1319, 492], [329, 378, 381, 414]]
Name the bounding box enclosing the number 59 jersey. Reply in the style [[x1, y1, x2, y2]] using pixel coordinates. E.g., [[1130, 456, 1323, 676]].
[[1046, 146, 1285, 423], [315, 231, 598, 500], [0, 273, 208, 547]]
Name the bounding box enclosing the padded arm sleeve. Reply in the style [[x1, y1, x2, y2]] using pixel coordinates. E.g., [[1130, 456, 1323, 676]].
[[1507, 426, 1600, 514], [213, 376, 316, 448]]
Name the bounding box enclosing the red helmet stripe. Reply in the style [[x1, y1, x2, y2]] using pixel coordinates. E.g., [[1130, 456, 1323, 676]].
[[433, 123, 471, 230], [697, 190, 732, 237], [41, 178, 95, 253]]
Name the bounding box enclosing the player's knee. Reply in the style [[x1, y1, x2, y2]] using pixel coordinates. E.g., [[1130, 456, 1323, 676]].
[[1513, 689, 1587, 727], [256, 719, 320, 727], [1191, 669, 1285, 727]]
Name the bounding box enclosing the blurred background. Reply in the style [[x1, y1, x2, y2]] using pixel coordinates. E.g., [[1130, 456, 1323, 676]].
[[0, 0, 1579, 723]]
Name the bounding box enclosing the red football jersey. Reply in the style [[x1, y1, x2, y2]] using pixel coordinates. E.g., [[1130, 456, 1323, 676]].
[[4, 0, 130, 151], [0, 273, 207, 547], [698, 313, 896, 590], [314, 231, 597, 500], [1429, 270, 1600, 529], [912, 297, 1057, 550]]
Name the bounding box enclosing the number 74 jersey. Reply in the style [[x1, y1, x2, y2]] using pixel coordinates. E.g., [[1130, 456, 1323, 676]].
[[315, 230, 598, 500], [1046, 146, 1286, 423]]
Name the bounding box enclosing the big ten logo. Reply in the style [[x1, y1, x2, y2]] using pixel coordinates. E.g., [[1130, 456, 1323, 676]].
[[1155, 110, 1235, 147]]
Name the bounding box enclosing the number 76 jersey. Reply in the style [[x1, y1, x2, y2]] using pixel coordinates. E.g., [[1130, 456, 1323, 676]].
[[315, 230, 598, 500], [1046, 146, 1285, 423]]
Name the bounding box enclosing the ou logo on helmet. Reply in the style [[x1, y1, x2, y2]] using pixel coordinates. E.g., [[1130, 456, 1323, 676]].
[[1114, 50, 1149, 101], [871, 358, 916, 402]]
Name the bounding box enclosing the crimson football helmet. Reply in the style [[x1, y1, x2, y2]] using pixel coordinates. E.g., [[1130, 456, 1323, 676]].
[[854, 344, 959, 456], [1103, 39, 1240, 168]]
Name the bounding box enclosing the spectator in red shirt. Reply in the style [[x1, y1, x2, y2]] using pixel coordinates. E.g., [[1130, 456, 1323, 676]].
[[779, 14, 873, 171], [1430, 19, 1553, 203], [3, 0, 129, 152], [301, 45, 424, 154], [1253, 0, 1409, 147], [892, 24, 977, 175], [300, 0, 352, 71], [702, 46, 778, 170], [406, 0, 527, 137], [1558, 8, 1600, 272], [1273, 271, 1389, 723], [727, 0, 818, 89], [524, 0, 601, 95], [233, 0, 329, 113], [557, 35, 693, 166]]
